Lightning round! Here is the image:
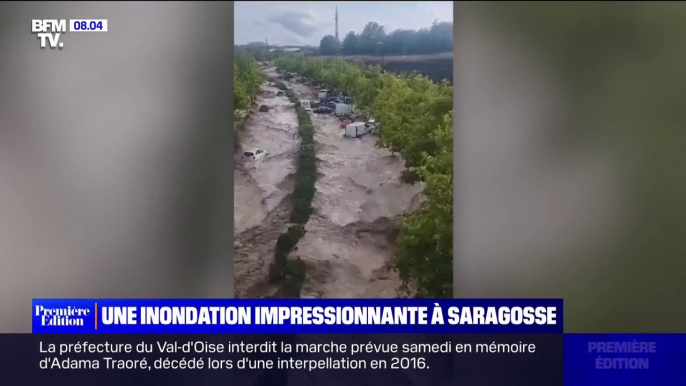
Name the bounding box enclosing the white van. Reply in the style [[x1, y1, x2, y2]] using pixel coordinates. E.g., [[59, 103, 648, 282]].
[[301, 100, 312, 111], [317, 89, 329, 99], [345, 122, 370, 138]]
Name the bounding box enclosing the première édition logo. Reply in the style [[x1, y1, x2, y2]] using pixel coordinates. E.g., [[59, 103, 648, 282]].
[[35, 305, 91, 326]]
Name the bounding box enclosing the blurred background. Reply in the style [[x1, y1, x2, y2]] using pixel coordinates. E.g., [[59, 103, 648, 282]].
[[0, 2, 233, 332], [455, 2, 686, 332]]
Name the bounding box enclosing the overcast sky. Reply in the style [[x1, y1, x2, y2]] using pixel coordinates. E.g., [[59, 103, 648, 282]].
[[235, 1, 453, 46]]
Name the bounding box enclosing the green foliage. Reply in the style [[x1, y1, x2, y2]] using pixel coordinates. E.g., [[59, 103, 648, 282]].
[[268, 261, 284, 283], [373, 72, 452, 171], [275, 225, 305, 256], [342, 32, 358, 55], [319, 35, 341, 56], [234, 53, 262, 112], [396, 112, 453, 298], [285, 258, 306, 283], [267, 90, 319, 298], [358, 22, 386, 54], [280, 258, 306, 298], [291, 175, 315, 225], [275, 54, 453, 298], [234, 42, 286, 62], [269, 225, 305, 284], [327, 21, 452, 56], [289, 91, 317, 225], [400, 169, 421, 185]]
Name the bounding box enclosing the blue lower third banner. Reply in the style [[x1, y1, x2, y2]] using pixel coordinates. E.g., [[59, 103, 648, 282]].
[[32, 298, 563, 334], [564, 334, 686, 385]]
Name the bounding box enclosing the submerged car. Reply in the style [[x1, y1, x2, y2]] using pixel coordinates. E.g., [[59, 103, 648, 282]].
[[242, 149, 266, 161], [313, 106, 333, 114], [300, 100, 313, 111]]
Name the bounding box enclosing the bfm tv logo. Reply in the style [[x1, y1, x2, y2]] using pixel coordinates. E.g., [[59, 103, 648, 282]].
[[35, 305, 91, 326], [31, 19, 66, 49]]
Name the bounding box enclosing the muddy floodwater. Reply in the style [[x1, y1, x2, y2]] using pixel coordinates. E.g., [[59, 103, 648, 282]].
[[234, 68, 423, 298]]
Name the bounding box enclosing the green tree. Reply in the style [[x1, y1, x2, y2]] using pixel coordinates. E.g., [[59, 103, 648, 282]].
[[384, 30, 415, 55], [233, 52, 263, 124], [395, 111, 453, 298], [319, 35, 341, 56], [340, 62, 364, 95], [341, 32, 358, 55], [359, 22, 386, 54], [429, 22, 453, 53], [234, 63, 249, 111], [354, 65, 384, 115], [234, 52, 262, 106], [372, 73, 452, 171]]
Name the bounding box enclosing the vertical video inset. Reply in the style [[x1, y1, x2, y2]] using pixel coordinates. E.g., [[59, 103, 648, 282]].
[[234, 1, 453, 299]]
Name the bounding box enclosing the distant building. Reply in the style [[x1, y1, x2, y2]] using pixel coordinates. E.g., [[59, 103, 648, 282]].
[[267, 46, 316, 56], [269, 47, 305, 53]]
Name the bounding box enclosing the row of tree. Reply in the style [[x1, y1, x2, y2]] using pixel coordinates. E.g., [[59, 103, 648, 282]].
[[236, 44, 284, 63], [234, 53, 263, 117], [274, 55, 453, 297], [320, 21, 453, 56]]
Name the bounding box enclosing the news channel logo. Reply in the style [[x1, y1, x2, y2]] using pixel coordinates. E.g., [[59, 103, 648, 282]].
[[588, 340, 657, 370], [31, 19, 108, 49], [34, 304, 94, 327]]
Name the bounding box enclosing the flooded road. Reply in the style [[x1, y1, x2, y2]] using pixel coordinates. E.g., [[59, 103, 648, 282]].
[[285, 82, 423, 298], [234, 68, 423, 298], [234, 68, 299, 298]]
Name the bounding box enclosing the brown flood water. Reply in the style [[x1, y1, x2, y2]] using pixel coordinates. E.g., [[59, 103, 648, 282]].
[[234, 68, 423, 298]]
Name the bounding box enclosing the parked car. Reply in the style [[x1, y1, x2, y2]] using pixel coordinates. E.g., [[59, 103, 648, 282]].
[[313, 106, 333, 114], [242, 149, 266, 161], [365, 118, 378, 134], [259, 105, 269, 112]]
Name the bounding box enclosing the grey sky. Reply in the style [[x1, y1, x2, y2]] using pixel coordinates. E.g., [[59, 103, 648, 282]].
[[235, 1, 453, 46]]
